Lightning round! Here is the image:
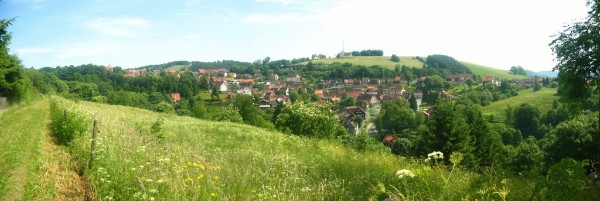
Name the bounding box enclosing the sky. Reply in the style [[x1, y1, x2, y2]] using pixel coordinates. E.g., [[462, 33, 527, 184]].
[[0, 0, 590, 71]]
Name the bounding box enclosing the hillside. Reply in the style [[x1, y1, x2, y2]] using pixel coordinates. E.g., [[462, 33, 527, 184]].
[[482, 87, 558, 119], [305, 56, 529, 80], [40, 97, 546, 200], [308, 56, 425, 69], [461, 62, 528, 80]]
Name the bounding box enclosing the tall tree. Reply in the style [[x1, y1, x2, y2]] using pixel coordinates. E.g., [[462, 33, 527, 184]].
[[550, 0, 600, 157], [0, 19, 31, 103]]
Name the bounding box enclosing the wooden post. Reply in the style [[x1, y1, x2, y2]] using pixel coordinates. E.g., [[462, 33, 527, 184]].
[[88, 120, 98, 169]]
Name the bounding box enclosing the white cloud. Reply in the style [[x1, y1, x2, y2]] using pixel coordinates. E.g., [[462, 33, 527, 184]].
[[240, 13, 316, 24], [15, 47, 53, 55], [256, 0, 297, 5], [84, 17, 151, 37]]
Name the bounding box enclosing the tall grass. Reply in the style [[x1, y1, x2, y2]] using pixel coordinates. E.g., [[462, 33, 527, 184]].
[[48, 97, 596, 200]]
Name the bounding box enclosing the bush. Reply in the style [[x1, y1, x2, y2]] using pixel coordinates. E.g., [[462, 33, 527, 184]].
[[49, 99, 88, 145]]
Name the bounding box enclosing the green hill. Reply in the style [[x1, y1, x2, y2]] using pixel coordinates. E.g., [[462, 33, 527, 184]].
[[308, 56, 425, 69], [461, 62, 528, 80], [305, 56, 529, 80], [482, 88, 558, 119]]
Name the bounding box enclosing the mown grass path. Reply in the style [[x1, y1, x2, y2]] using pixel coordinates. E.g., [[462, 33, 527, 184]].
[[0, 100, 87, 201]]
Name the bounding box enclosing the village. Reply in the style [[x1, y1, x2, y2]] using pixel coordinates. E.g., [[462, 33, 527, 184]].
[[119, 65, 546, 136]]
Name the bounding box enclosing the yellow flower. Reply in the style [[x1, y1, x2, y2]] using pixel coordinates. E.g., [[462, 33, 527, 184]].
[[193, 162, 199, 167], [197, 185, 202, 189], [185, 178, 193, 182], [211, 192, 216, 197], [197, 174, 204, 180], [187, 162, 192, 166], [199, 164, 206, 170], [213, 176, 219, 180], [211, 166, 221, 171]]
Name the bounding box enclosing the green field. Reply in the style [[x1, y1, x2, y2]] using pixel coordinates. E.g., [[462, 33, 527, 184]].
[[305, 56, 530, 80], [167, 65, 190, 71], [308, 56, 426, 69], [482, 88, 558, 119], [461, 62, 528, 80]]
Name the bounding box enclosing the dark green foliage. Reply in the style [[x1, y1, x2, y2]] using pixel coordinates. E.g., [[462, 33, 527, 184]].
[[409, 93, 417, 110], [533, 82, 542, 91], [343, 133, 388, 153], [545, 158, 586, 200], [0, 19, 31, 104], [426, 54, 472, 74], [376, 101, 416, 134], [513, 103, 542, 139], [545, 111, 598, 163], [232, 95, 273, 129], [509, 136, 545, 173], [212, 105, 243, 123], [150, 118, 165, 140], [390, 54, 400, 62], [49, 100, 88, 145], [509, 66, 527, 75]]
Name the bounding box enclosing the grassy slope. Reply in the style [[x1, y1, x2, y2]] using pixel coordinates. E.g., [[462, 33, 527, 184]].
[[56, 98, 512, 200], [308, 56, 425, 69], [305, 56, 529, 80], [167, 65, 189, 71], [461, 61, 528, 80], [482, 87, 558, 118]]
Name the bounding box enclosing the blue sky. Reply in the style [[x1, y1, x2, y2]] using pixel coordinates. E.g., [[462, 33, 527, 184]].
[[0, 0, 589, 71]]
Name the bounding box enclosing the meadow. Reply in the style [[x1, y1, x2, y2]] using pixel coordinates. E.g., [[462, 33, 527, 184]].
[[307, 56, 425, 69], [461, 62, 529, 80], [49, 97, 527, 200], [482, 88, 559, 119]]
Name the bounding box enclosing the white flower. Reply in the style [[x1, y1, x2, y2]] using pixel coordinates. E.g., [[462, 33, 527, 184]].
[[427, 151, 444, 160], [396, 169, 415, 179]]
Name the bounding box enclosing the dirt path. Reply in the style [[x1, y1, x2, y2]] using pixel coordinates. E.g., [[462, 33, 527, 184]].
[[0, 100, 90, 201]]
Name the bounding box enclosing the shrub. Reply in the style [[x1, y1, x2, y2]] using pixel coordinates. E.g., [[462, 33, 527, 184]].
[[49, 99, 88, 145]]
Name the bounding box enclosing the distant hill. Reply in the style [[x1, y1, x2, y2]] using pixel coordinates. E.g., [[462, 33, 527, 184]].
[[526, 70, 558, 78], [307, 56, 529, 80], [460, 62, 528, 80], [308, 56, 425, 69]]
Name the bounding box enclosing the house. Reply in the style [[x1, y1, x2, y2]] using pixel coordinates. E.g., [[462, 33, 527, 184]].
[[337, 52, 353, 58], [219, 82, 228, 93], [346, 106, 367, 119], [236, 87, 252, 96], [171, 92, 181, 104], [105, 64, 113, 72], [483, 76, 500, 86], [254, 74, 263, 80], [287, 73, 301, 82], [360, 77, 370, 85], [269, 74, 279, 81], [314, 89, 325, 99], [258, 99, 271, 110], [383, 135, 398, 147], [445, 74, 472, 82], [125, 69, 142, 77]]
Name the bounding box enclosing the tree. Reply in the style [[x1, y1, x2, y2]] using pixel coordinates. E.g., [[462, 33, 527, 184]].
[[513, 103, 542, 139], [550, 0, 600, 157], [232, 95, 273, 129], [465, 78, 474, 91], [275, 102, 344, 139], [211, 85, 220, 100], [390, 54, 400, 62], [0, 19, 31, 103], [409, 93, 418, 110], [509, 66, 527, 75]]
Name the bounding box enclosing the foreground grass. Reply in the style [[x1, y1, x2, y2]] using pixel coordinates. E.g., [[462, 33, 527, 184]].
[[52, 98, 509, 200], [482, 87, 558, 119], [307, 56, 425, 69], [0, 99, 85, 200], [461, 61, 528, 80]]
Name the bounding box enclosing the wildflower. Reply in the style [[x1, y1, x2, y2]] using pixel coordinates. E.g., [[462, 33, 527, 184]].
[[301, 187, 311, 192], [149, 189, 158, 194], [211, 192, 217, 197], [197, 174, 204, 180], [197, 185, 202, 189], [213, 176, 219, 180], [199, 164, 206, 170], [212, 166, 221, 171], [427, 151, 444, 160], [149, 197, 155, 201], [396, 169, 415, 179], [187, 162, 192, 166], [146, 179, 153, 183], [157, 179, 165, 183], [185, 178, 193, 182]]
